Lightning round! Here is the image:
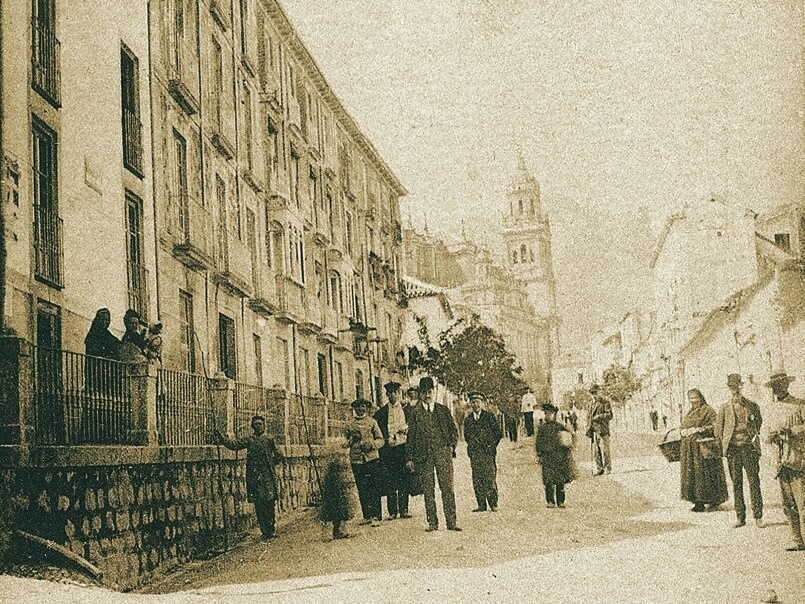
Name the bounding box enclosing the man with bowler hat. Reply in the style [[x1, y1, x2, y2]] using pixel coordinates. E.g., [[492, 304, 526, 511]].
[[374, 381, 413, 520], [406, 376, 461, 531], [765, 371, 805, 551], [715, 373, 764, 528], [464, 391, 503, 512]]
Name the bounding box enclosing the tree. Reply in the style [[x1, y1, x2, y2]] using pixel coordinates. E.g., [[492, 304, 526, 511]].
[[408, 315, 528, 417], [600, 364, 640, 408]]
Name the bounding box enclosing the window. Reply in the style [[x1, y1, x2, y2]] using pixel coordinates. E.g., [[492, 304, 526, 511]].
[[211, 38, 223, 132], [300, 348, 311, 394], [172, 129, 189, 236], [264, 204, 272, 267], [218, 313, 237, 379], [334, 360, 344, 400], [277, 337, 291, 390], [172, 0, 185, 72], [329, 271, 341, 311], [345, 212, 353, 256], [512, 250, 518, 264], [267, 119, 280, 180], [246, 208, 257, 284], [32, 117, 62, 287], [520, 244, 527, 263], [121, 45, 143, 176], [774, 233, 791, 250], [32, 0, 60, 106], [125, 191, 147, 317], [242, 82, 253, 170], [179, 290, 196, 373], [308, 165, 317, 208], [215, 175, 228, 265], [290, 149, 300, 207], [355, 368, 364, 400], [253, 334, 263, 386], [317, 353, 328, 397], [530, 249, 535, 263]]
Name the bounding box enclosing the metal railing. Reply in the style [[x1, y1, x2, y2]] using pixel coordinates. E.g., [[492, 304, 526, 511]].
[[288, 395, 326, 446], [32, 26, 61, 106], [156, 369, 213, 445], [327, 399, 353, 440], [32, 347, 133, 445], [34, 206, 63, 288], [122, 108, 144, 175], [233, 383, 286, 442]]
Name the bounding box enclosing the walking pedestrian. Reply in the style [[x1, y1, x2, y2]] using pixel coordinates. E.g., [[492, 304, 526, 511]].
[[679, 389, 728, 512], [588, 384, 613, 475], [649, 408, 659, 432], [505, 413, 519, 443], [522, 389, 537, 437], [216, 415, 283, 540], [764, 371, 805, 551], [345, 398, 385, 527], [715, 373, 764, 528], [405, 376, 461, 532], [464, 391, 503, 512], [536, 403, 574, 508], [374, 381, 413, 520]]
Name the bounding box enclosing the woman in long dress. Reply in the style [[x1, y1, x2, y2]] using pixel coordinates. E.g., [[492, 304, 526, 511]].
[[680, 388, 728, 512]]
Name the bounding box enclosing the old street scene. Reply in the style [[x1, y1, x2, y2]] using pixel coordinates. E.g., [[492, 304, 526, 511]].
[[1, 1, 805, 603]]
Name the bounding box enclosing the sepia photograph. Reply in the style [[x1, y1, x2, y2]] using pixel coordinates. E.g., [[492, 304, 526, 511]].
[[0, 0, 803, 602]]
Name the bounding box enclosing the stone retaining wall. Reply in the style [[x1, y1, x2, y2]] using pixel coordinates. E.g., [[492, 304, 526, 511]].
[[1, 445, 319, 590]]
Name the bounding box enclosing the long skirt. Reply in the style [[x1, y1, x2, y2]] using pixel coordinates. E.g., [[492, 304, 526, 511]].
[[680, 436, 728, 506]]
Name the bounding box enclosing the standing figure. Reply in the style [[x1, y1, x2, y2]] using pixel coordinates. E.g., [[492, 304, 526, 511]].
[[84, 308, 121, 360], [217, 415, 284, 540], [521, 389, 537, 437], [764, 371, 805, 551], [464, 391, 503, 512], [649, 408, 659, 432], [374, 382, 413, 520], [679, 389, 728, 512], [345, 399, 385, 527], [715, 373, 763, 528], [588, 384, 613, 475], [505, 413, 519, 443], [536, 403, 574, 508], [406, 377, 461, 532], [318, 437, 355, 540], [119, 308, 147, 363]]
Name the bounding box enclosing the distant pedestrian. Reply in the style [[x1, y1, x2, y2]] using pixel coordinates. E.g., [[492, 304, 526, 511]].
[[406, 377, 461, 532], [216, 415, 284, 540], [569, 407, 578, 433], [464, 391, 503, 512], [588, 384, 613, 475], [649, 408, 659, 432], [345, 399, 385, 527], [679, 389, 728, 512], [522, 389, 537, 437], [505, 413, 519, 443], [318, 437, 355, 540], [536, 403, 574, 508], [715, 373, 763, 528], [764, 371, 805, 551], [374, 382, 413, 520]]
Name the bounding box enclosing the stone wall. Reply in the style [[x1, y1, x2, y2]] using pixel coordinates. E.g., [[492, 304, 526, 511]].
[[0, 445, 319, 590]]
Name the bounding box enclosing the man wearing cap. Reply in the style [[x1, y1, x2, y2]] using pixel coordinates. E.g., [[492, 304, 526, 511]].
[[374, 382, 413, 520], [765, 371, 805, 551], [405, 376, 461, 531], [715, 373, 764, 528], [588, 384, 613, 475], [464, 391, 503, 512]]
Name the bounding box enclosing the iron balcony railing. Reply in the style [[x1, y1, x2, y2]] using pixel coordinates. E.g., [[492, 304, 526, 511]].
[[32, 347, 133, 445], [156, 369, 214, 445], [33, 206, 64, 288], [122, 108, 144, 176], [32, 26, 61, 107]]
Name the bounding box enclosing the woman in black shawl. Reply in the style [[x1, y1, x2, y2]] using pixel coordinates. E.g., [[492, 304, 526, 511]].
[[680, 388, 728, 511], [84, 308, 121, 360]]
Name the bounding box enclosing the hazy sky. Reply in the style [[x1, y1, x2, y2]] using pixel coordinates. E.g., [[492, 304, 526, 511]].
[[281, 0, 805, 351]]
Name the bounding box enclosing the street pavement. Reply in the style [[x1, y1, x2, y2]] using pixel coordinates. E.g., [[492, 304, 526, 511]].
[[1, 432, 803, 603]]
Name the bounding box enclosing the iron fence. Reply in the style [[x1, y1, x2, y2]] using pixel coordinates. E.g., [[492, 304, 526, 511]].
[[32, 347, 133, 445], [327, 399, 353, 440], [233, 383, 285, 442], [288, 395, 326, 446], [156, 369, 213, 445]]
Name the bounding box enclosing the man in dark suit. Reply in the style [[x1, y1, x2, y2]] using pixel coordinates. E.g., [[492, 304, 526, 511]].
[[374, 381, 413, 520], [588, 384, 613, 475], [464, 391, 503, 512], [715, 373, 764, 528], [405, 376, 461, 532]]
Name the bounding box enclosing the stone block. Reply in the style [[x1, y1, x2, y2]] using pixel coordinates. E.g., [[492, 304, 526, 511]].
[[117, 511, 130, 532], [105, 511, 114, 531], [64, 519, 76, 539], [81, 518, 90, 536], [131, 509, 140, 528], [37, 490, 50, 513], [96, 488, 105, 509], [57, 495, 70, 511], [167, 506, 176, 523], [92, 515, 102, 534], [68, 539, 84, 558], [107, 486, 118, 509]]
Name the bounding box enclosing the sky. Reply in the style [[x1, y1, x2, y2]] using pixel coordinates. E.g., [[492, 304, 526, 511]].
[[281, 0, 805, 354]]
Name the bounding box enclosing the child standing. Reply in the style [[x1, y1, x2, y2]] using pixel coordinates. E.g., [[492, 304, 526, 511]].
[[318, 436, 355, 539], [536, 402, 574, 508]]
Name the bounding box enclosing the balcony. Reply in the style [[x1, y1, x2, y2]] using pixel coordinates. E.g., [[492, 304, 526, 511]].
[[127, 264, 149, 320], [168, 76, 199, 116], [122, 108, 144, 177], [211, 131, 235, 161], [32, 27, 61, 108], [248, 262, 278, 317], [319, 306, 340, 343], [214, 234, 253, 297], [209, 0, 230, 31], [274, 275, 305, 324], [299, 294, 322, 335], [172, 197, 214, 271], [34, 206, 64, 289]]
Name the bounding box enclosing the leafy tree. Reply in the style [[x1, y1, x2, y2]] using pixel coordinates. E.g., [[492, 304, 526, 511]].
[[563, 387, 592, 411], [408, 315, 528, 417], [600, 364, 640, 408]]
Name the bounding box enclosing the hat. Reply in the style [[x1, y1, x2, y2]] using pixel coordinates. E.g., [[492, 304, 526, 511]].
[[765, 371, 796, 388], [467, 391, 485, 401], [419, 376, 435, 391], [727, 373, 743, 387], [542, 402, 559, 413], [384, 381, 402, 393], [351, 398, 370, 409]]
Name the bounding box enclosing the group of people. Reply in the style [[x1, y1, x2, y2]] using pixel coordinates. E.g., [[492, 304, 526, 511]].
[[677, 372, 805, 552], [84, 307, 162, 363]]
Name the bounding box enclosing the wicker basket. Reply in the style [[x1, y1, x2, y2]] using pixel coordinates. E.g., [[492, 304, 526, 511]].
[[697, 437, 722, 460], [659, 429, 681, 462]]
